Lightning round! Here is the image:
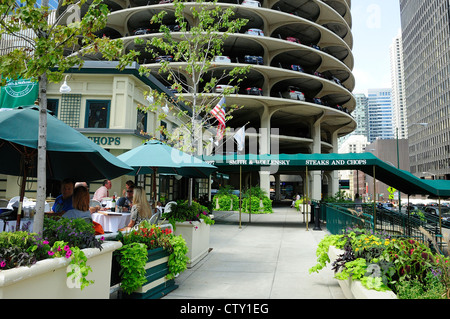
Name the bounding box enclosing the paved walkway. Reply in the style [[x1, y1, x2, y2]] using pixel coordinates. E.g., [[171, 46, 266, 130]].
[[162, 203, 346, 299]]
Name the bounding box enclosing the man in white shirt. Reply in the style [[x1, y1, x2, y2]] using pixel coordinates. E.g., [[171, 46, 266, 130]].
[[93, 179, 112, 201]]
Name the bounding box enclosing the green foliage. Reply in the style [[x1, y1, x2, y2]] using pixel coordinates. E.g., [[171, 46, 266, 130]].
[[0, 0, 137, 84], [311, 228, 450, 297], [0, 229, 96, 290], [213, 192, 239, 211], [43, 217, 103, 250], [309, 234, 345, 274], [115, 222, 190, 293], [322, 190, 352, 203], [166, 235, 189, 280], [163, 200, 215, 228], [117, 242, 148, 295], [396, 271, 447, 299]]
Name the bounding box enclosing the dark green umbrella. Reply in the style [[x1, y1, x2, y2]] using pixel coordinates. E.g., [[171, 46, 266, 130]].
[[0, 107, 133, 228], [117, 140, 217, 203]]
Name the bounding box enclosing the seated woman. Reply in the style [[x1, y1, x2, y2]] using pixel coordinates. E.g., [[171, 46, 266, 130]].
[[120, 186, 151, 231], [62, 185, 92, 223]]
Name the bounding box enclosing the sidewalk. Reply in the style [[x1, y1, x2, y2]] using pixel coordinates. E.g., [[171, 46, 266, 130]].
[[162, 203, 345, 299]]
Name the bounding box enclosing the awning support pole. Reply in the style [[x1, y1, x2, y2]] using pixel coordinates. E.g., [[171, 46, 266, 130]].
[[373, 165, 376, 232], [239, 165, 242, 229], [306, 166, 309, 231]]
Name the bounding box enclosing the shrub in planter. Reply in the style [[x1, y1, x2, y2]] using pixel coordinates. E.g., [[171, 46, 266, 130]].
[[114, 220, 189, 296], [0, 217, 105, 290], [163, 200, 214, 229], [242, 186, 273, 214], [310, 227, 450, 298]]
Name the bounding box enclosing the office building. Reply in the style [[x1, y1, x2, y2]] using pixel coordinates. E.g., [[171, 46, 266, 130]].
[[367, 88, 394, 143], [400, 0, 450, 179], [390, 30, 407, 139]]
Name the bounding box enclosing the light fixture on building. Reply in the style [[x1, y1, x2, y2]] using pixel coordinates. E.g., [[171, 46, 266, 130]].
[[59, 75, 71, 93], [162, 102, 169, 114]]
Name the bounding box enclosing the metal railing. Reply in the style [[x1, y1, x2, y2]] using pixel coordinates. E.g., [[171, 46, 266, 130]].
[[320, 202, 448, 255]]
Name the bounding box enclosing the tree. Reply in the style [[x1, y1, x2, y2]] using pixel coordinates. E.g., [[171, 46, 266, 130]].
[[0, 0, 137, 233], [136, 0, 250, 155]]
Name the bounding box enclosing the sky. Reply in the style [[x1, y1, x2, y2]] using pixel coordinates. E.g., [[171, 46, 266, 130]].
[[350, 0, 401, 94]]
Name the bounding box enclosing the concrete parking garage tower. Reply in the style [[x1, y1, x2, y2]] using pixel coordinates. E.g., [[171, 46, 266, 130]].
[[91, 0, 356, 200]]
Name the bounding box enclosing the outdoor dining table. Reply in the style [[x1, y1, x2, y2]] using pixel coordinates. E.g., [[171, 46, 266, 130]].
[[91, 211, 131, 233]]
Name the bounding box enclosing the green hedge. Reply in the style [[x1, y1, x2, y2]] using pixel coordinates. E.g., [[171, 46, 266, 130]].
[[213, 194, 239, 211]]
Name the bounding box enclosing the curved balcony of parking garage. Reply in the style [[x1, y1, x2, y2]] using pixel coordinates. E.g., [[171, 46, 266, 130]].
[[105, 2, 353, 67], [258, 0, 352, 46], [123, 31, 355, 93]]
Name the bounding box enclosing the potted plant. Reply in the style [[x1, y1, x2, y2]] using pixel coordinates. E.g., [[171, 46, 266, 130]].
[[310, 227, 450, 299], [242, 186, 273, 214], [111, 220, 189, 299], [0, 217, 121, 299], [163, 200, 214, 267], [212, 186, 239, 211]]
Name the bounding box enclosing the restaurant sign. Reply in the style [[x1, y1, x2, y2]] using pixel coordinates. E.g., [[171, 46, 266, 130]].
[[88, 136, 121, 146], [0, 78, 38, 109]]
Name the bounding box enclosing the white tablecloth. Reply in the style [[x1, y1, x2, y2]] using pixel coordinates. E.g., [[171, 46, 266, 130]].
[[92, 212, 131, 233]]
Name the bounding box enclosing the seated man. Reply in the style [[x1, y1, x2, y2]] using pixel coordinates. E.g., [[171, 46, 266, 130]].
[[92, 179, 111, 201], [117, 186, 133, 212], [51, 178, 75, 214]]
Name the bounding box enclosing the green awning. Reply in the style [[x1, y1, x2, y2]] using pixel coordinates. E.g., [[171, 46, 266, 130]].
[[201, 153, 450, 197]]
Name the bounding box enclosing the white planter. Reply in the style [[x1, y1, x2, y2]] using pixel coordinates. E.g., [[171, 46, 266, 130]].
[[0, 241, 122, 299], [174, 219, 210, 268], [328, 246, 397, 299]]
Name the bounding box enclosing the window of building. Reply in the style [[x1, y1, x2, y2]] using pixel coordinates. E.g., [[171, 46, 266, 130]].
[[137, 110, 147, 132], [85, 100, 110, 128], [47, 99, 59, 116]]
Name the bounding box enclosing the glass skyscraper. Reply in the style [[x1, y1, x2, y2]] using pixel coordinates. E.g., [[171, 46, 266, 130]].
[[400, 0, 450, 179], [367, 88, 394, 143]]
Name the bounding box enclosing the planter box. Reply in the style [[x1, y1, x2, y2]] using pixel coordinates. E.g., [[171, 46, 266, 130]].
[[0, 241, 122, 299], [328, 246, 397, 299], [174, 219, 210, 268], [111, 247, 177, 299]]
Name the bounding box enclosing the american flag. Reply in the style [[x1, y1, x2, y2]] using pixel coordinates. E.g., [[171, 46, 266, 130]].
[[211, 97, 226, 142]]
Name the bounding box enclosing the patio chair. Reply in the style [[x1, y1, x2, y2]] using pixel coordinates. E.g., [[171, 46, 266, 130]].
[[164, 201, 177, 213], [149, 210, 161, 225]]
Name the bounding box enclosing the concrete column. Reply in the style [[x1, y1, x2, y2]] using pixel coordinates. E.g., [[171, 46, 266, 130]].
[[310, 116, 323, 200], [329, 129, 340, 196], [274, 174, 281, 200], [259, 106, 272, 194], [259, 170, 271, 197]]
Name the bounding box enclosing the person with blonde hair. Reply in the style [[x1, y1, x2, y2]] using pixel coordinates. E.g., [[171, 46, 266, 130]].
[[63, 186, 92, 223], [123, 186, 151, 230]]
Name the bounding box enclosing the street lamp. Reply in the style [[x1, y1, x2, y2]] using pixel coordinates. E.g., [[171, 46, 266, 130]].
[[59, 75, 71, 93]]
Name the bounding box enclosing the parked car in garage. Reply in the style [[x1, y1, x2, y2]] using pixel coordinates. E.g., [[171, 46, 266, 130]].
[[245, 28, 264, 36], [286, 37, 301, 44], [155, 55, 173, 62], [281, 86, 305, 100], [134, 28, 152, 35], [214, 84, 235, 93], [213, 56, 231, 63], [242, 0, 261, 7], [246, 87, 263, 95], [313, 98, 323, 105], [290, 64, 304, 72], [244, 55, 263, 64]]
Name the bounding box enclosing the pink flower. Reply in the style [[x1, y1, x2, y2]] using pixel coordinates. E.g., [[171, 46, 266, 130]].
[[57, 246, 62, 252], [48, 251, 55, 256], [43, 240, 49, 245], [65, 250, 72, 258], [100, 236, 105, 241], [0, 261, 6, 268], [64, 245, 70, 252]]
